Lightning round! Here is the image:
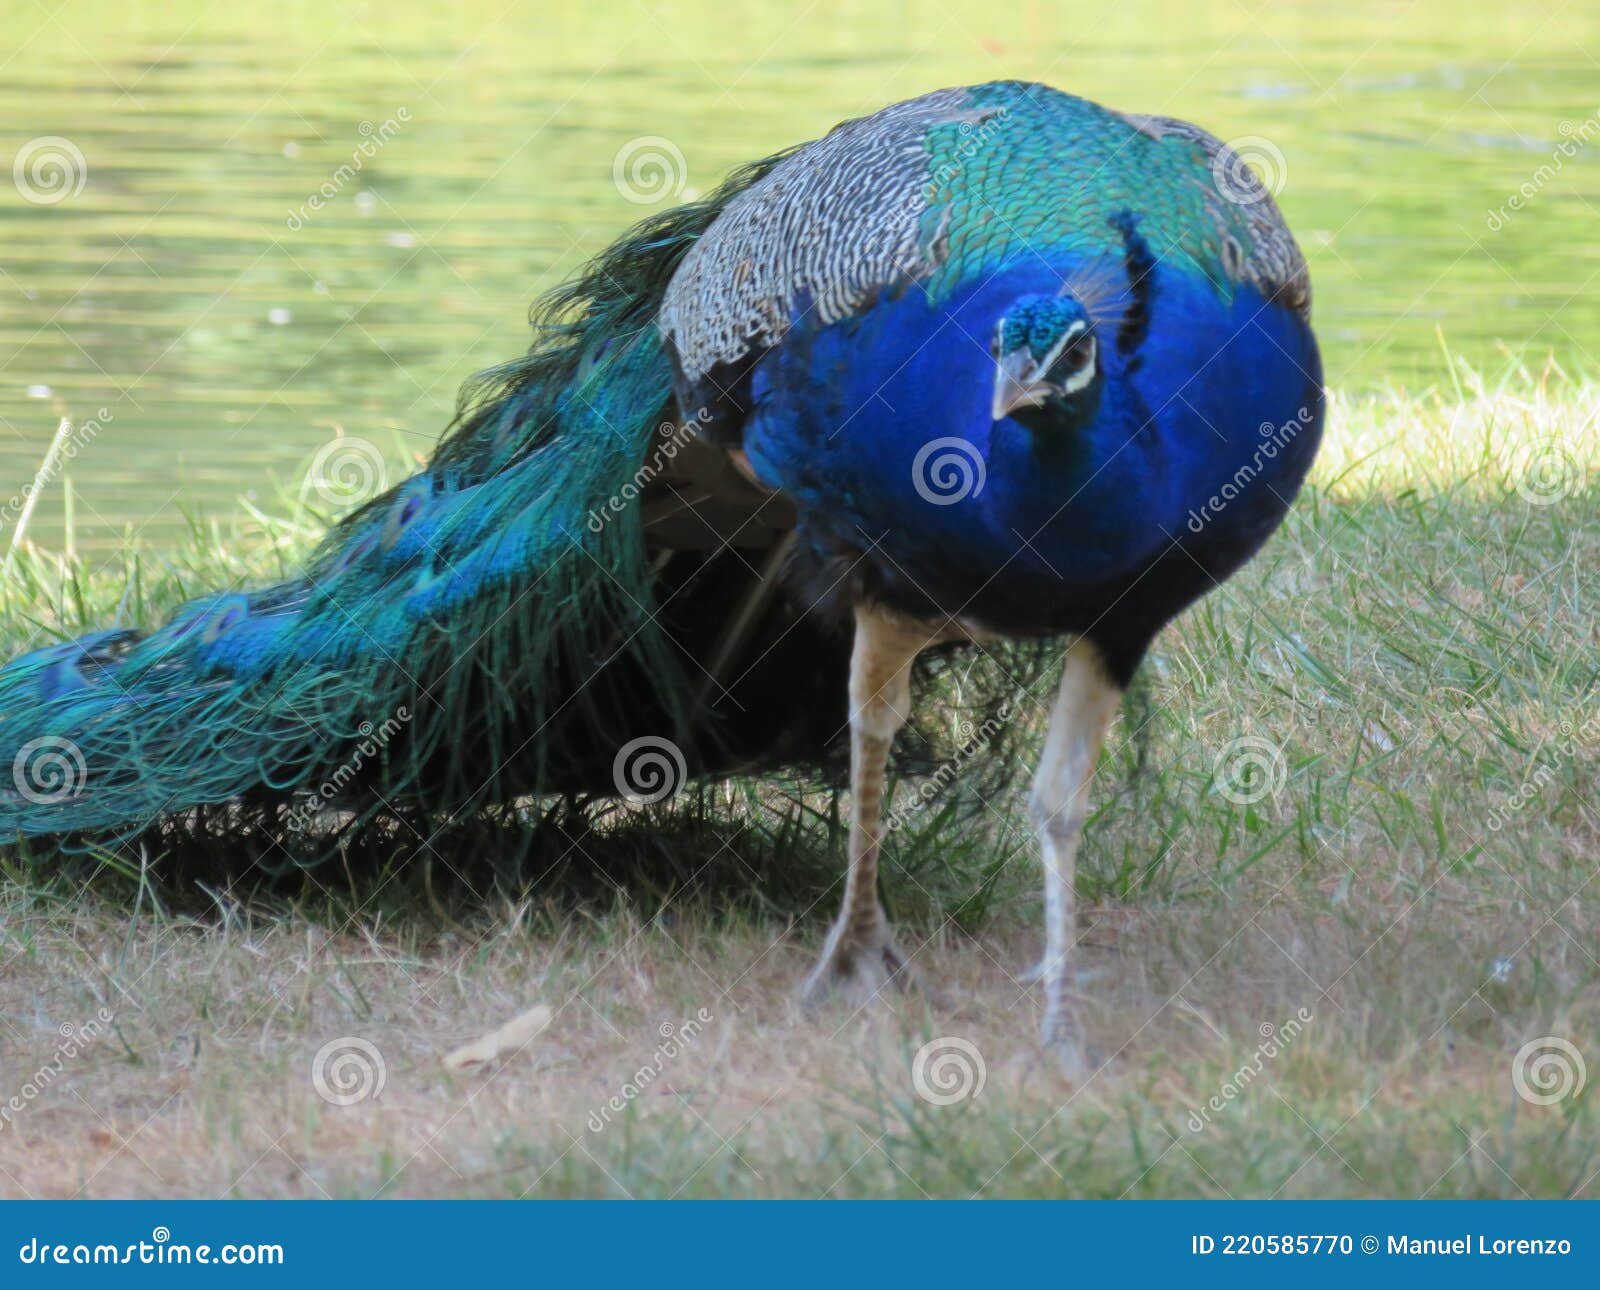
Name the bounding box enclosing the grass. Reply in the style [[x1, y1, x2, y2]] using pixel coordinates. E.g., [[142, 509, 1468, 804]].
[[0, 359, 1597, 1198]]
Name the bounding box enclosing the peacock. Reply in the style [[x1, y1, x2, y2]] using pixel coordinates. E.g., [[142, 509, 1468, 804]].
[[0, 82, 1321, 1068]]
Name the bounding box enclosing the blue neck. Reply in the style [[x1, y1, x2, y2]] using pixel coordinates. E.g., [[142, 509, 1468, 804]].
[[742, 254, 1322, 633]]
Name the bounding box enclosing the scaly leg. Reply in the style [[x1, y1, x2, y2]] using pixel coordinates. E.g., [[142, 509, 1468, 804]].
[[801, 602, 935, 1005], [1030, 637, 1122, 1073]]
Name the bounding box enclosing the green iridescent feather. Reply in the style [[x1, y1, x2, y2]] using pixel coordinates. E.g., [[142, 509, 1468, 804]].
[[0, 152, 800, 845], [919, 82, 1301, 313]]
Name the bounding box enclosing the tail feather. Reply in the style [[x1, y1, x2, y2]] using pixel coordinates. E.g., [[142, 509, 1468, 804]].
[[0, 151, 801, 843]]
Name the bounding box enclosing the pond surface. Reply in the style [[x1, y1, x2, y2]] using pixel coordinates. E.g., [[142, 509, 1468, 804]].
[[1, 0, 1597, 547]]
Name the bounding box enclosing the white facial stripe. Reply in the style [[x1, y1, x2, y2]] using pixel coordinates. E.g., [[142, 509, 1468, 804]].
[[1057, 335, 1097, 394], [1032, 319, 1089, 375]]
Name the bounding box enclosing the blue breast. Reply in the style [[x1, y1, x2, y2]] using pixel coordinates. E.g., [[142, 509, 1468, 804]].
[[740, 255, 1322, 639]]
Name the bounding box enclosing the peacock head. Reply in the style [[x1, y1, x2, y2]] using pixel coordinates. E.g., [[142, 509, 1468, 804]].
[[990, 294, 1101, 425]]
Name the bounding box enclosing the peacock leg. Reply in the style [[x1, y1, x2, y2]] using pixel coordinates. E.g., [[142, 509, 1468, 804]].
[[1030, 637, 1122, 1073], [800, 601, 933, 1006]]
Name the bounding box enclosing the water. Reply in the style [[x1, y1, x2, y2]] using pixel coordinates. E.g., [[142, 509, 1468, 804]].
[[1, 0, 1597, 547]]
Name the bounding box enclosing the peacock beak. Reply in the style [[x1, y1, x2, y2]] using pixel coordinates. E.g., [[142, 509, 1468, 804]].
[[992, 349, 1048, 421]]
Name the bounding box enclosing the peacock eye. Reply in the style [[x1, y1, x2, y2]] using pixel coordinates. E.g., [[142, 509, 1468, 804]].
[[1053, 337, 1091, 373], [1046, 333, 1097, 393]]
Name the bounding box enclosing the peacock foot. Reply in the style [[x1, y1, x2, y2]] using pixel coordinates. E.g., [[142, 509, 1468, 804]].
[[800, 908, 911, 1008], [1039, 1003, 1104, 1080]]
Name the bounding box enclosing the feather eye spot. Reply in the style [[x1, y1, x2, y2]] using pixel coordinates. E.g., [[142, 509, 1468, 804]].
[[199, 596, 250, 646], [380, 481, 433, 551]]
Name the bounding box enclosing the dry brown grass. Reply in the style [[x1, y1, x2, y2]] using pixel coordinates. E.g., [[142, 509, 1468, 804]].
[[2, 369, 1599, 1197], [2, 875, 1595, 1198]]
